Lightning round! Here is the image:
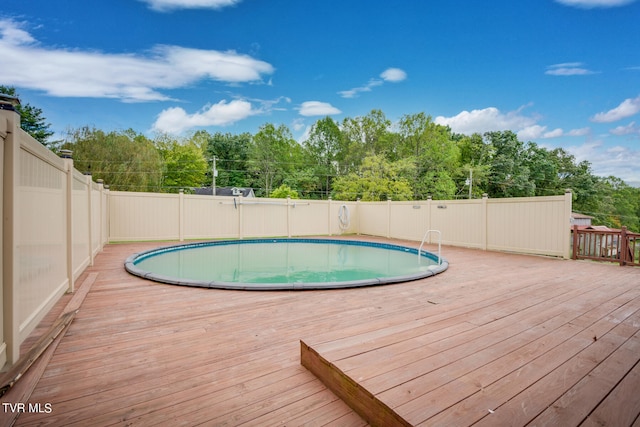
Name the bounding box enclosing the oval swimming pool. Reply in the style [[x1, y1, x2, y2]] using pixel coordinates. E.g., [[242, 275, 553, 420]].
[[125, 238, 448, 290]]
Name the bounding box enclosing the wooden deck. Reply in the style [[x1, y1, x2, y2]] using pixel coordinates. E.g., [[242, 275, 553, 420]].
[[3, 237, 640, 426]]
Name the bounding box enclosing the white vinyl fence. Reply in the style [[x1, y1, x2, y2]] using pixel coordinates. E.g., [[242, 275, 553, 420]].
[[1, 104, 109, 367], [109, 190, 572, 259]]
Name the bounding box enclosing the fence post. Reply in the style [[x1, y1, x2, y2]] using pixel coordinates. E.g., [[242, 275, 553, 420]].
[[0, 108, 5, 368], [328, 197, 332, 236], [481, 194, 488, 251], [1, 97, 21, 365], [238, 194, 244, 239], [97, 179, 105, 248], [387, 198, 392, 239], [179, 189, 184, 242], [86, 174, 94, 266], [287, 196, 292, 238], [426, 196, 432, 242], [356, 198, 361, 235], [104, 185, 110, 245], [620, 226, 628, 266], [60, 150, 75, 293], [564, 189, 573, 259]]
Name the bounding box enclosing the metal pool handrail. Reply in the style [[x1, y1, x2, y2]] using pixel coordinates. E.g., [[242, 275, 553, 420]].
[[419, 229, 442, 265]]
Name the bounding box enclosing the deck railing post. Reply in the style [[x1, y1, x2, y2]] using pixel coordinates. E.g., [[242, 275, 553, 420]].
[[572, 224, 579, 260], [620, 226, 628, 266]]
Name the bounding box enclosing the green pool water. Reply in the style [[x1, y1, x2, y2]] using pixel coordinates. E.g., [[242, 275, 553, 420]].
[[126, 239, 447, 290]]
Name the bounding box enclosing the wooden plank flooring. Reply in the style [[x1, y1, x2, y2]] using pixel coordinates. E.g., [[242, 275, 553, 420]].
[[3, 237, 639, 426]]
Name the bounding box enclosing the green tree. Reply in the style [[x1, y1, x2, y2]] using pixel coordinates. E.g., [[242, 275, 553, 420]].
[[303, 117, 342, 198], [249, 123, 299, 196], [62, 127, 163, 191], [155, 135, 208, 193], [485, 131, 535, 197], [398, 113, 460, 199], [595, 177, 640, 231], [332, 154, 413, 201], [0, 86, 54, 146], [524, 143, 559, 196], [202, 131, 253, 188], [550, 148, 598, 212], [455, 133, 492, 198], [338, 109, 392, 173], [270, 184, 299, 199]]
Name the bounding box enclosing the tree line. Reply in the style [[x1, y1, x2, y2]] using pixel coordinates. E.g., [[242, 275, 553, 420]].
[[2, 86, 639, 231]]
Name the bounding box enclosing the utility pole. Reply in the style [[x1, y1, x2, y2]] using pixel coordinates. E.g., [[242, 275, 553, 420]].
[[212, 156, 217, 196], [468, 168, 473, 199]]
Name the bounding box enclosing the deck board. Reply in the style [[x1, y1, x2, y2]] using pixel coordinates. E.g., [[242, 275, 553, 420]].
[[6, 237, 640, 426]]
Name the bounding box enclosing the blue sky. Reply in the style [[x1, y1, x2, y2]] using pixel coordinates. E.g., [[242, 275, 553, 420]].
[[2, 0, 639, 185]]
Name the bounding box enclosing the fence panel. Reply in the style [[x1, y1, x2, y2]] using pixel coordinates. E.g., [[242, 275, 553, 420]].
[[241, 199, 289, 238], [358, 202, 389, 237], [388, 201, 428, 242], [183, 195, 239, 239], [289, 199, 329, 236], [109, 191, 180, 241], [17, 134, 69, 346], [486, 196, 569, 257], [430, 199, 485, 248]]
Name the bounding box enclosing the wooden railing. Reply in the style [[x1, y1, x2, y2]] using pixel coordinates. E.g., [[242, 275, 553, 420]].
[[572, 225, 640, 266]]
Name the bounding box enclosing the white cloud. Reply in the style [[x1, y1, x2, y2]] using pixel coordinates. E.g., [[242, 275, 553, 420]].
[[435, 106, 596, 144], [567, 141, 640, 186], [338, 79, 383, 99], [380, 68, 407, 82], [435, 106, 538, 136], [152, 99, 258, 134], [0, 19, 274, 102], [518, 125, 592, 140], [567, 127, 591, 136], [543, 128, 565, 138], [610, 121, 640, 136], [291, 118, 306, 132], [139, 0, 242, 11], [338, 68, 406, 98], [298, 101, 341, 117], [517, 125, 548, 140], [545, 62, 596, 76], [554, 0, 637, 8], [591, 96, 640, 123]]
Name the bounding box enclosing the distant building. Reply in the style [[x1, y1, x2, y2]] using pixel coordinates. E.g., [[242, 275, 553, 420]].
[[570, 212, 593, 227], [193, 187, 255, 197]]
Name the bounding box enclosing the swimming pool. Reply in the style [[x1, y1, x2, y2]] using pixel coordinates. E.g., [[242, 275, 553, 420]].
[[125, 238, 448, 290]]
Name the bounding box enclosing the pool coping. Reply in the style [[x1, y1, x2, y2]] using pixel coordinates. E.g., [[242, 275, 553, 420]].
[[124, 238, 449, 290]]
